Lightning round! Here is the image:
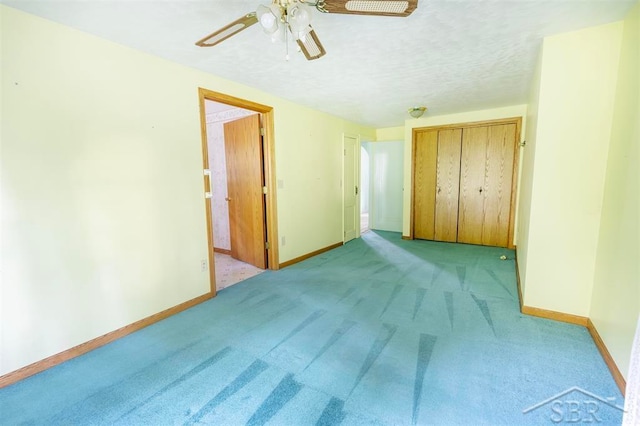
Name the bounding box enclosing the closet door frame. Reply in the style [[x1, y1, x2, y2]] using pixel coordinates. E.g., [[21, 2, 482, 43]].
[[410, 116, 522, 248]]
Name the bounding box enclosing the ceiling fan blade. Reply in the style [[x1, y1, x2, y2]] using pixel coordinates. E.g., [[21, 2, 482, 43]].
[[297, 29, 326, 60], [195, 12, 258, 47], [319, 0, 417, 17]]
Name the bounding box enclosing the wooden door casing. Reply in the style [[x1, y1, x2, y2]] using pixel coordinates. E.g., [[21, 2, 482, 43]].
[[224, 114, 267, 269]]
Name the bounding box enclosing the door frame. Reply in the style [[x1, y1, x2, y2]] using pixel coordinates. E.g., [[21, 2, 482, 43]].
[[342, 133, 360, 242], [198, 88, 279, 296], [410, 116, 522, 248]]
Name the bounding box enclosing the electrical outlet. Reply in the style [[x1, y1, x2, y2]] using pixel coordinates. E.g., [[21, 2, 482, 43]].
[[201, 259, 207, 272], [281, 236, 286, 246]]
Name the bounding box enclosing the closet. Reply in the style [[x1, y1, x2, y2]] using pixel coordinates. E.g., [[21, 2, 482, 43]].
[[411, 118, 520, 248]]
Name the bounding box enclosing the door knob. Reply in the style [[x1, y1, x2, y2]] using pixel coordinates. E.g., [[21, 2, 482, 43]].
[[225, 197, 232, 201]]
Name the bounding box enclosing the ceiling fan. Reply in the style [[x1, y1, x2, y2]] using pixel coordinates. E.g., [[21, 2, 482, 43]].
[[195, 0, 418, 61]]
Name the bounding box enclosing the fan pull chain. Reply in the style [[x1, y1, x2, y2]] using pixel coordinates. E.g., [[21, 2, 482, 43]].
[[285, 21, 290, 61]]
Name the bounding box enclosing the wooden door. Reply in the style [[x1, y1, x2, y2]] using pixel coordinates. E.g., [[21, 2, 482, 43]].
[[413, 130, 438, 240], [458, 126, 488, 245], [343, 135, 358, 242], [482, 124, 517, 246], [223, 114, 267, 269], [458, 124, 516, 247], [434, 129, 462, 242]]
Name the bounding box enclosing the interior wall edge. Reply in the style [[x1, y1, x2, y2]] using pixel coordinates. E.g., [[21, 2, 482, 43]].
[[375, 126, 404, 141], [587, 0, 639, 387], [515, 249, 524, 311], [520, 20, 624, 319], [0, 292, 213, 389]]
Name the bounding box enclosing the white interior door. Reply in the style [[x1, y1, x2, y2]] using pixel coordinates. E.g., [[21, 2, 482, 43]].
[[343, 135, 358, 242]]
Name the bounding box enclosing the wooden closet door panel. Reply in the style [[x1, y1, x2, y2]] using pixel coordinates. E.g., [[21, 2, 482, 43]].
[[458, 126, 488, 245], [434, 129, 462, 242], [482, 124, 517, 247], [413, 130, 438, 240]]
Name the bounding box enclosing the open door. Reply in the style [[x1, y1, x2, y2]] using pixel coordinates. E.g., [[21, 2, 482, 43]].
[[223, 114, 267, 269], [343, 134, 358, 242], [198, 87, 278, 296]]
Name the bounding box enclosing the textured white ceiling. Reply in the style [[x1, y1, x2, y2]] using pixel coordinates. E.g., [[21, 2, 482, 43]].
[[3, 0, 635, 128]]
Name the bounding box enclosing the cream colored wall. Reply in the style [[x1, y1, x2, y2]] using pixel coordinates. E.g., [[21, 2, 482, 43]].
[[0, 6, 373, 376], [589, 2, 639, 379], [518, 22, 623, 317], [402, 105, 528, 237], [376, 126, 404, 141], [274, 114, 373, 260], [516, 48, 544, 296]]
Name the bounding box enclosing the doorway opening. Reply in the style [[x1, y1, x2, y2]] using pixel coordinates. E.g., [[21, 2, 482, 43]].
[[198, 88, 279, 296], [343, 134, 359, 243], [360, 144, 370, 234]]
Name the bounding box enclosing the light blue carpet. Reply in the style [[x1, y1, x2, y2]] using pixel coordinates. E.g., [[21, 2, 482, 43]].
[[0, 231, 624, 425]]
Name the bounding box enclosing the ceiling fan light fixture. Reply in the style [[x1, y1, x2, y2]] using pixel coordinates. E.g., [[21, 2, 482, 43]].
[[257, 4, 282, 34], [271, 24, 287, 43], [408, 106, 427, 118], [287, 3, 312, 33], [195, 0, 420, 60]]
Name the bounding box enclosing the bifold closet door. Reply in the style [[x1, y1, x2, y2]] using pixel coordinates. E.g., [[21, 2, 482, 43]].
[[433, 129, 462, 242], [458, 124, 517, 247], [413, 130, 438, 240]]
